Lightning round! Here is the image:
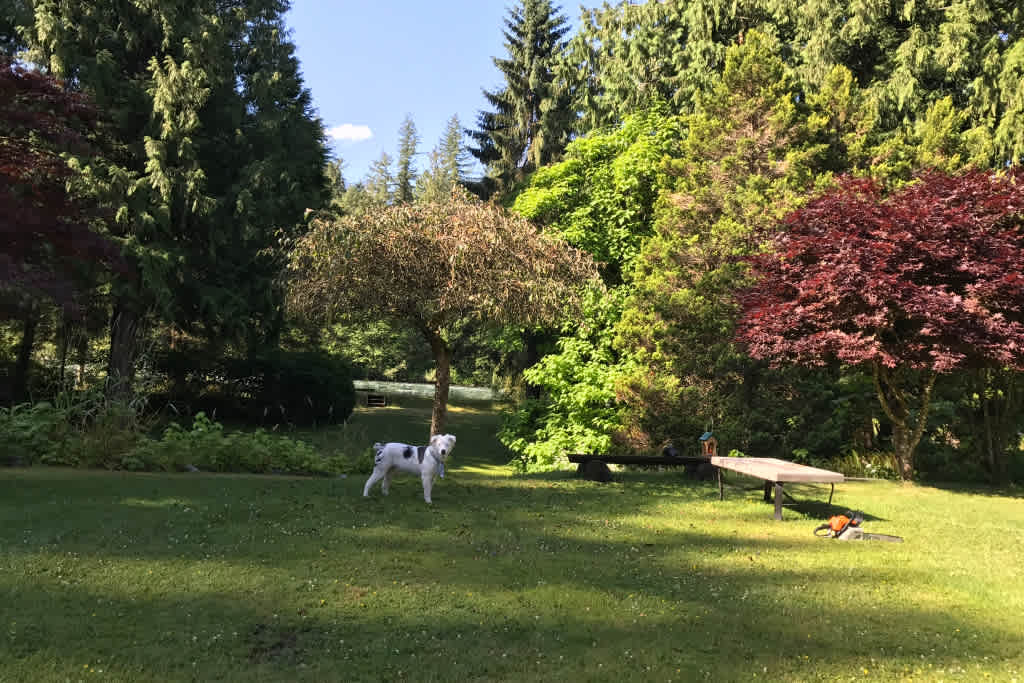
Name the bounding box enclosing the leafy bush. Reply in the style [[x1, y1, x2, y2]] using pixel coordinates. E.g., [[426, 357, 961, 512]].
[[500, 289, 627, 472], [136, 413, 331, 474], [1, 388, 150, 468], [0, 402, 67, 465]]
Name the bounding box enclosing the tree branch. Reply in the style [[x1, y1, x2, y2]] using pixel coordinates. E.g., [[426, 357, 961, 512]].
[[872, 361, 904, 427]]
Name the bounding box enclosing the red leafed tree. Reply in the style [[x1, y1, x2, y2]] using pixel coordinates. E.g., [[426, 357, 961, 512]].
[[736, 170, 1024, 479], [0, 58, 124, 311]]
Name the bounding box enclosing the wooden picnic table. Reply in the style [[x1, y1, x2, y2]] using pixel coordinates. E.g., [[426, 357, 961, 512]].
[[710, 456, 844, 520]]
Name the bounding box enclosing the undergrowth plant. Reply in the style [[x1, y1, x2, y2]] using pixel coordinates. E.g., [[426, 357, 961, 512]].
[[136, 413, 374, 475]]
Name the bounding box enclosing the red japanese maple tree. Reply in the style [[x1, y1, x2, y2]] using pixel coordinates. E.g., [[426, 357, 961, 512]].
[[0, 58, 124, 311], [736, 170, 1024, 479]]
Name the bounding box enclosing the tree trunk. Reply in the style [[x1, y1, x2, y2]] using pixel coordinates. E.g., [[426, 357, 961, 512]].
[[891, 423, 914, 481], [426, 328, 451, 438], [981, 370, 998, 481], [872, 362, 937, 481], [12, 304, 39, 403], [106, 302, 140, 398]]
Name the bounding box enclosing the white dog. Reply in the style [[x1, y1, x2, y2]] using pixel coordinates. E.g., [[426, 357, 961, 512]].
[[363, 434, 456, 503]]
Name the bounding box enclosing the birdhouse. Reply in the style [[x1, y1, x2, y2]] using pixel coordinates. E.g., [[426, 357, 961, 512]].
[[699, 432, 717, 458]]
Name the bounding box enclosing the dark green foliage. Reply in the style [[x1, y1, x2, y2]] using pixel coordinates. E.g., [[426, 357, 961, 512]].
[[156, 348, 356, 428], [0, 402, 66, 466], [0, 0, 29, 56], [24, 0, 329, 383]]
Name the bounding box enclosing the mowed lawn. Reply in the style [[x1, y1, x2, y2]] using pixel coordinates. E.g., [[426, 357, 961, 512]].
[[2, 400, 1023, 682]]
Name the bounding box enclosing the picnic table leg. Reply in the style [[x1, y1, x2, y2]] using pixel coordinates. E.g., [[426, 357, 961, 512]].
[[774, 483, 784, 520], [828, 483, 834, 505], [717, 467, 724, 500], [763, 481, 772, 502]]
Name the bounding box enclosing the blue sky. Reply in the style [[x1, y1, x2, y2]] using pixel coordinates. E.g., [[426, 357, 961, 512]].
[[285, 1, 602, 184]]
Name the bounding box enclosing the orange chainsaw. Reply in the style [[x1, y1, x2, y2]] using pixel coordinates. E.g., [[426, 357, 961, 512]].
[[814, 511, 903, 542]]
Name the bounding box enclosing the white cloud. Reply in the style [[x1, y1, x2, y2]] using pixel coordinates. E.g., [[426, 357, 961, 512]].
[[326, 123, 373, 143]]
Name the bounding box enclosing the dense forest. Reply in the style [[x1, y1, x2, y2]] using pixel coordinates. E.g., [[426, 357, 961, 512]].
[[3, 0, 1024, 483]]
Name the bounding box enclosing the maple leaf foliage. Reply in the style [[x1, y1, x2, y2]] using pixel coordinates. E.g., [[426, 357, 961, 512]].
[[736, 169, 1024, 374], [0, 58, 125, 311]]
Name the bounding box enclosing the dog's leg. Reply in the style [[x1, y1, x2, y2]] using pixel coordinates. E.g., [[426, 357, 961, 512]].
[[363, 467, 386, 497], [381, 470, 393, 496], [421, 471, 434, 504]]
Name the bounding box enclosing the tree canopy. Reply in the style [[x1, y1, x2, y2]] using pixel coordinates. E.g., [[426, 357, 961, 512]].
[[286, 192, 599, 436]]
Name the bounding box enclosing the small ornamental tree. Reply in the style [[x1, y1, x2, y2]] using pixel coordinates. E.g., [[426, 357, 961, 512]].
[[736, 170, 1024, 479], [286, 192, 599, 437]]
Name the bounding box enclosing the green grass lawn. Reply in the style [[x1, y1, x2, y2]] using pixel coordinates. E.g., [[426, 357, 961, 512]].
[[2, 399, 1023, 682]]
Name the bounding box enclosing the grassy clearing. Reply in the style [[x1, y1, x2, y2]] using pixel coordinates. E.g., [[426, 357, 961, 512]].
[[2, 399, 1023, 682]]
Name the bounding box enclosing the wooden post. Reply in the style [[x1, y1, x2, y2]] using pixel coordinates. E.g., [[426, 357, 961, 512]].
[[763, 481, 772, 502], [717, 467, 724, 500], [774, 483, 784, 520]]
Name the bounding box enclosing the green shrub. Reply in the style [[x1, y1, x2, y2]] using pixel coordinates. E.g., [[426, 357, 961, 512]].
[[222, 349, 356, 427], [136, 412, 340, 475], [41, 387, 150, 469], [0, 402, 67, 465]]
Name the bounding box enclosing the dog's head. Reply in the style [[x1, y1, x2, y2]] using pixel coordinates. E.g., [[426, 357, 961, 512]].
[[430, 433, 456, 461]]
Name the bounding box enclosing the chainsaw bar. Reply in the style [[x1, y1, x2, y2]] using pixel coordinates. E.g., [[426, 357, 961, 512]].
[[839, 528, 904, 542]]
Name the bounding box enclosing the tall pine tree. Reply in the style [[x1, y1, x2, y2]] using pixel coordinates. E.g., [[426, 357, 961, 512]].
[[468, 0, 573, 196], [417, 114, 471, 202], [394, 115, 420, 204], [365, 152, 394, 205]]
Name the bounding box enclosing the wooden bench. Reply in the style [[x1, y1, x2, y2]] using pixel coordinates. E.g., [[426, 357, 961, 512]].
[[366, 393, 388, 407], [568, 454, 711, 467], [710, 456, 844, 520], [568, 454, 714, 482]]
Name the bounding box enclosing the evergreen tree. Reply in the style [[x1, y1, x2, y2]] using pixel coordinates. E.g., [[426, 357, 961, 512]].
[[564, 0, 774, 129], [325, 157, 346, 212], [468, 0, 573, 195], [394, 115, 420, 203], [416, 114, 471, 202], [25, 0, 328, 389], [365, 152, 394, 205]]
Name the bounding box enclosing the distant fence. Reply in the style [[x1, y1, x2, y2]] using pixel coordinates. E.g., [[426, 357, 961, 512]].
[[353, 380, 504, 402]]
